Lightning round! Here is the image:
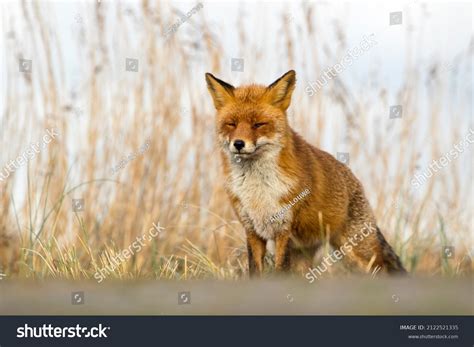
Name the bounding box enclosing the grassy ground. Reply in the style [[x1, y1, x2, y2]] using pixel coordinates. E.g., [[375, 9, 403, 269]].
[[1, 277, 472, 315]]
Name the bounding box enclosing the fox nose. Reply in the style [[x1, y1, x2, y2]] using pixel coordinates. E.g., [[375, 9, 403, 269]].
[[233, 139, 245, 151]]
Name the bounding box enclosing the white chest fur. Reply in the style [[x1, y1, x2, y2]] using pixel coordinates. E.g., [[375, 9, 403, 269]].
[[227, 153, 294, 240]]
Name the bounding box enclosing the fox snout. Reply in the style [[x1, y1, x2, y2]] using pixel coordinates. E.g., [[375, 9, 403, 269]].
[[229, 138, 256, 155], [233, 139, 245, 151]]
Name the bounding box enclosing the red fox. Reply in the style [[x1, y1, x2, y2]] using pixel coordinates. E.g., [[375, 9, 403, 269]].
[[205, 70, 406, 277]]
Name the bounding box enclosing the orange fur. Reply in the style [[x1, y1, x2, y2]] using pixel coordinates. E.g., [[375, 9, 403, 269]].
[[205, 70, 406, 277]]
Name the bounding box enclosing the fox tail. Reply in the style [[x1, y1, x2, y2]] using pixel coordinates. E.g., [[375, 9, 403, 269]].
[[376, 227, 407, 274]]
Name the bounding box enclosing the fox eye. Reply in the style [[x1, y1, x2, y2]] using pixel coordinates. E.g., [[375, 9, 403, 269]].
[[253, 122, 268, 129], [225, 122, 237, 128]]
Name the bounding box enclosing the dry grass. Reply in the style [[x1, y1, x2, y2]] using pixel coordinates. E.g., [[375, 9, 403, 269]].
[[0, 1, 472, 282]]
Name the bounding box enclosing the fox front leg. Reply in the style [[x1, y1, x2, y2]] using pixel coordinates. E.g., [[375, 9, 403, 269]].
[[246, 230, 266, 277], [274, 231, 291, 272]]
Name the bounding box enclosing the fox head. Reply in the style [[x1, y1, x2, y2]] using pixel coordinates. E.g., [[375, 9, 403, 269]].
[[205, 70, 296, 161]]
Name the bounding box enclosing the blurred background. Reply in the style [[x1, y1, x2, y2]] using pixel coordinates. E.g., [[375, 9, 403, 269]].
[[0, 0, 472, 282]]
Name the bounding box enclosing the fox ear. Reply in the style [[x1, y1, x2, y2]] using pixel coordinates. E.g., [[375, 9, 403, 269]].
[[205, 73, 235, 110], [264, 70, 296, 111]]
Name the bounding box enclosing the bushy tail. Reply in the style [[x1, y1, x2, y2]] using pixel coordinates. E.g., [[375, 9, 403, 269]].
[[376, 227, 407, 274]]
